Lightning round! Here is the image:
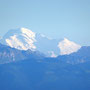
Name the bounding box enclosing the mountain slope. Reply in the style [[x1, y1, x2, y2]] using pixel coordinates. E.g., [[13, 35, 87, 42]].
[[35, 33, 60, 57], [0, 43, 44, 64], [57, 46, 90, 64]]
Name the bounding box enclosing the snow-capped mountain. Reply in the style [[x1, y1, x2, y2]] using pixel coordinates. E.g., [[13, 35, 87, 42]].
[[0, 28, 81, 57], [58, 38, 81, 55], [1, 28, 36, 50]]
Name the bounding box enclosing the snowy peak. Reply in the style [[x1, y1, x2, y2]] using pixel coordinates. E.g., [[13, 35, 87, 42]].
[[58, 38, 81, 55], [21, 28, 36, 39], [1, 28, 82, 57], [2, 28, 36, 50]]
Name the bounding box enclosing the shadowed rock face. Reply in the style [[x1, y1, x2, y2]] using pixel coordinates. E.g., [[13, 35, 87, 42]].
[[0, 43, 44, 64], [57, 46, 90, 64]]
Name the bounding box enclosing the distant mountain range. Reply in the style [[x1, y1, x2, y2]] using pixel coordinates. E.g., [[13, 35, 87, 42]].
[[0, 43, 90, 90], [0, 28, 81, 57], [0, 28, 90, 90], [0, 27, 89, 64], [0, 41, 90, 64]]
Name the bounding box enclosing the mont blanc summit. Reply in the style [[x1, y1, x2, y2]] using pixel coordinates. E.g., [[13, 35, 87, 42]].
[[0, 28, 81, 56], [1, 28, 36, 50]]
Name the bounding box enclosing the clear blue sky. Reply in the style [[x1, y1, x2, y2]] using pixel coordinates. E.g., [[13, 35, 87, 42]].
[[0, 0, 90, 45]]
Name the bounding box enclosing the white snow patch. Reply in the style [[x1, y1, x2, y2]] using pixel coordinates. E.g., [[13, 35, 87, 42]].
[[48, 51, 57, 57], [6, 35, 27, 50]]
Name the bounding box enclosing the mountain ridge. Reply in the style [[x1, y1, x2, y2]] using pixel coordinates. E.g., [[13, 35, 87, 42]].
[[0, 42, 89, 64], [0, 28, 81, 57]]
